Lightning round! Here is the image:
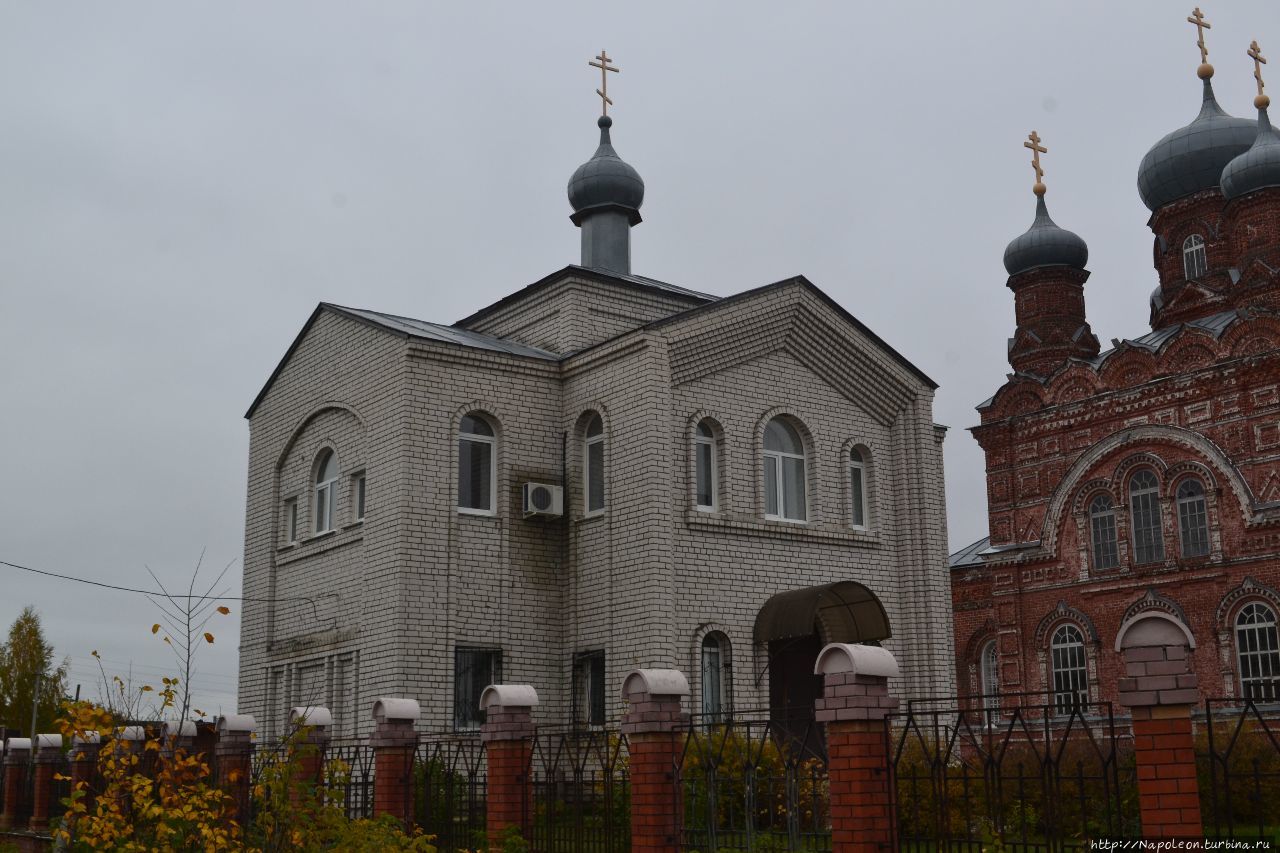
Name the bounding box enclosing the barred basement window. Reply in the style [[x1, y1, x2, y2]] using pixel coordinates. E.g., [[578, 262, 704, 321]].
[[701, 632, 731, 720], [573, 650, 606, 727], [1176, 479, 1209, 558], [458, 414, 497, 515], [1050, 624, 1088, 715], [454, 647, 501, 731], [763, 418, 807, 522], [1182, 234, 1208, 280], [584, 414, 605, 516], [1089, 494, 1119, 570], [1236, 602, 1280, 701], [314, 450, 338, 534], [1128, 470, 1165, 564], [695, 420, 717, 511], [980, 639, 1000, 712]]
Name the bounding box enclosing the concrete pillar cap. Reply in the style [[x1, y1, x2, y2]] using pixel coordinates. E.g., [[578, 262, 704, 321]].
[[1115, 612, 1196, 651], [73, 732, 102, 746], [622, 669, 690, 700], [216, 713, 256, 734], [479, 684, 539, 710], [290, 706, 333, 727], [117, 726, 147, 742], [161, 720, 198, 738], [814, 643, 900, 678], [3, 737, 32, 752], [373, 697, 422, 722], [36, 733, 62, 749]]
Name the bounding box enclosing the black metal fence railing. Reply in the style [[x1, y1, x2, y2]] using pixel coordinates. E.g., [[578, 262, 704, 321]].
[[888, 694, 1138, 852], [676, 709, 831, 853], [324, 740, 375, 820], [529, 725, 630, 853], [1199, 697, 1280, 842], [414, 734, 487, 852]]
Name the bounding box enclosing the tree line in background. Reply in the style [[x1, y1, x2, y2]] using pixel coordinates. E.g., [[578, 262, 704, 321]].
[[0, 605, 69, 736]]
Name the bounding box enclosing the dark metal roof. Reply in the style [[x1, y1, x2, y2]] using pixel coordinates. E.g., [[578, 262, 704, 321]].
[[1091, 309, 1238, 367], [949, 536, 990, 569], [1137, 78, 1256, 211], [1003, 194, 1089, 275], [330, 305, 558, 359], [1221, 107, 1280, 201], [753, 581, 892, 645]]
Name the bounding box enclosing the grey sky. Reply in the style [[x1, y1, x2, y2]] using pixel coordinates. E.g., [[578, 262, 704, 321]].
[[1, 1, 1272, 719]]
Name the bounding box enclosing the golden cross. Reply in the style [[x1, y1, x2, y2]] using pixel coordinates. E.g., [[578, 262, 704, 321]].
[[1025, 130, 1048, 194], [589, 50, 620, 116], [1187, 8, 1211, 65], [1249, 40, 1268, 104]]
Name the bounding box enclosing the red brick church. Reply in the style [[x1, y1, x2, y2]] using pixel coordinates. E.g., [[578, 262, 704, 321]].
[[951, 26, 1280, 712]]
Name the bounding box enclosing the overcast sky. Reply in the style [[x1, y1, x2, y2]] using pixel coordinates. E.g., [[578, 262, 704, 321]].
[[1, 1, 1272, 720]]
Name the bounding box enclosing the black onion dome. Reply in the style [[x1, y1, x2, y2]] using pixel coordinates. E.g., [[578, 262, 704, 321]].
[[1221, 106, 1280, 200], [568, 116, 644, 224], [1137, 78, 1256, 210], [1003, 194, 1089, 275]]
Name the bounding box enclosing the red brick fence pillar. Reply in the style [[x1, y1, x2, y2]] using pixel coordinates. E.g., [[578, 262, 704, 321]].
[[1115, 614, 1203, 839], [28, 733, 63, 833], [621, 669, 690, 853], [371, 698, 421, 828], [0, 737, 32, 830], [160, 720, 197, 765], [288, 706, 332, 805], [479, 684, 538, 849], [68, 732, 102, 815], [215, 714, 255, 826], [813, 644, 900, 853]]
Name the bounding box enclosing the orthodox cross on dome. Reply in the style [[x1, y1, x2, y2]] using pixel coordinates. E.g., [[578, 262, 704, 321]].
[[1188, 8, 1211, 66], [589, 50, 620, 116], [1248, 40, 1269, 108], [1025, 130, 1048, 195]]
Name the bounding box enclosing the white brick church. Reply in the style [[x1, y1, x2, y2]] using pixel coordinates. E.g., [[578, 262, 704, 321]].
[[236, 107, 954, 738]]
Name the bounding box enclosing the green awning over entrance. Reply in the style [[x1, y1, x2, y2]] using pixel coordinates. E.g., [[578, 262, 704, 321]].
[[753, 581, 891, 645]]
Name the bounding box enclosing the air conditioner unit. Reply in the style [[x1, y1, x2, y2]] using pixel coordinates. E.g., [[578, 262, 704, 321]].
[[522, 483, 564, 518]]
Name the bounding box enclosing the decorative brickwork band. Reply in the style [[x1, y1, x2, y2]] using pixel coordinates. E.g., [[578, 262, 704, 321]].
[[621, 669, 690, 853], [0, 738, 32, 830], [480, 685, 539, 849], [814, 644, 900, 853], [215, 714, 256, 826], [68, 732, 103, 817], [1115, 615, 1204, 839], [28, 733, 63, 833], [371, 698, 421, 828]]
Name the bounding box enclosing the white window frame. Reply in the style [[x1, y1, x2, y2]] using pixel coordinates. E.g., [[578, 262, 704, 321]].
[[980, 639, 1000, 713], [1182, 234, 1208, 280], [1129, 469, 1165, 564], [458, 416, 497, 516], [284, 498, 299, 545], [701, 632, 730, 720], [763, 420, 807, 524], [849, 448, 868, 530], [694, 422, 717, 512], [1235, 602, 1280, 701], [584, 415, 605, 517], [1089, 494, 1119, 570], [1050, 623, 1089, 716], [314, 451, 338, 534], [1176, 478, 1209, 558]]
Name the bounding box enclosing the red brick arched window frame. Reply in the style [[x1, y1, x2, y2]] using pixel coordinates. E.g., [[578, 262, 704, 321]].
[[1215, 577, 1280, 697], [1033, 601, 1100, 707]]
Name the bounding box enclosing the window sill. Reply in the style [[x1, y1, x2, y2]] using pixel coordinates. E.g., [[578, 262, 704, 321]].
[[309, 529, 338, 541], [276, 527, 363, 566], [343, 520, 364, 531], [577, 510, 607, 525], [686, 512, 882, 546], [458, 507, 498, 518]]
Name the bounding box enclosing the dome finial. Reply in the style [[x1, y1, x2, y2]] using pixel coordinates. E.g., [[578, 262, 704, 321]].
[[1025, 130, 1048, 196], [1188, 7, 1215, 80], [589, 49, 620, 116], [1249, 40, 1270, 109]]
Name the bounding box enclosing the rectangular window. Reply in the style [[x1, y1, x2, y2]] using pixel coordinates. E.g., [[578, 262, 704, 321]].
[[285, 499, 299, 544], [850, 466, 865, 527], [454, 647, 501, 730], [458, 438, 494, 513], [764, 458, 780, 517], [1091, 512, 1119, 569], [1051, 645, 1088, 715], [315, 482, 334, 533], [355, 474, 366, 521], [782, 456, 807, 521], [586, 440, 605, 514], [1178, 498, 1208, 557], [573, 650, 606, 727], [695, 440, 715, 510], [1131, 491, 1164, 563]]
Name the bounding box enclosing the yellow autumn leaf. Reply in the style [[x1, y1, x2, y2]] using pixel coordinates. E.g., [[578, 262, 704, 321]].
[[216, 606, 230, 615], [203, 632, 214, 644], [151, 623, 160, 634]]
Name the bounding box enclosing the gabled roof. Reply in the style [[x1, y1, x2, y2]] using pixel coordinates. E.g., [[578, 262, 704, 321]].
[[1090, 309, 1237, 368], [949, 536, 990, 569], [245, 302, 558, 419], [453, 264, 717, 329]]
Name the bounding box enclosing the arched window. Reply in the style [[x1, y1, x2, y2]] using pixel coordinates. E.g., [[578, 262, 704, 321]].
[[584, 414, 605, 515], [1182, 234, 1208, 280], [1050, 624, 1088, 715], [1089, 494, 1119, 570], [701, 633, 730, 720], [314, 450, 338, 534], [1236, 602, 1280, 701], [763, 418, 806, 522], [694, 421, 717, 511], [980, 640, 1000, 712], [1129, 470, 1165, 564], [849, 448, 868, 529], [458, 413, 497, 514], [1176, 479, 1209, 558]]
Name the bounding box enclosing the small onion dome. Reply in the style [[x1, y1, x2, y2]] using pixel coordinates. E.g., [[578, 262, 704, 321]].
[[1137, 78, 1256, 211], [1003, 193, 1089, 275], [1221, 103, 1280, 201], [567, 115, 644, 225]]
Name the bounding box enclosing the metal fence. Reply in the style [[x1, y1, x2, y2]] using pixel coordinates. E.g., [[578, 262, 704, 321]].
[[889, 694, 1139, 852], [529, 725, 631, 853], [1199, 697, 1280, 842], [414, 734, 487, 852], [675, 710, 831, 853]]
